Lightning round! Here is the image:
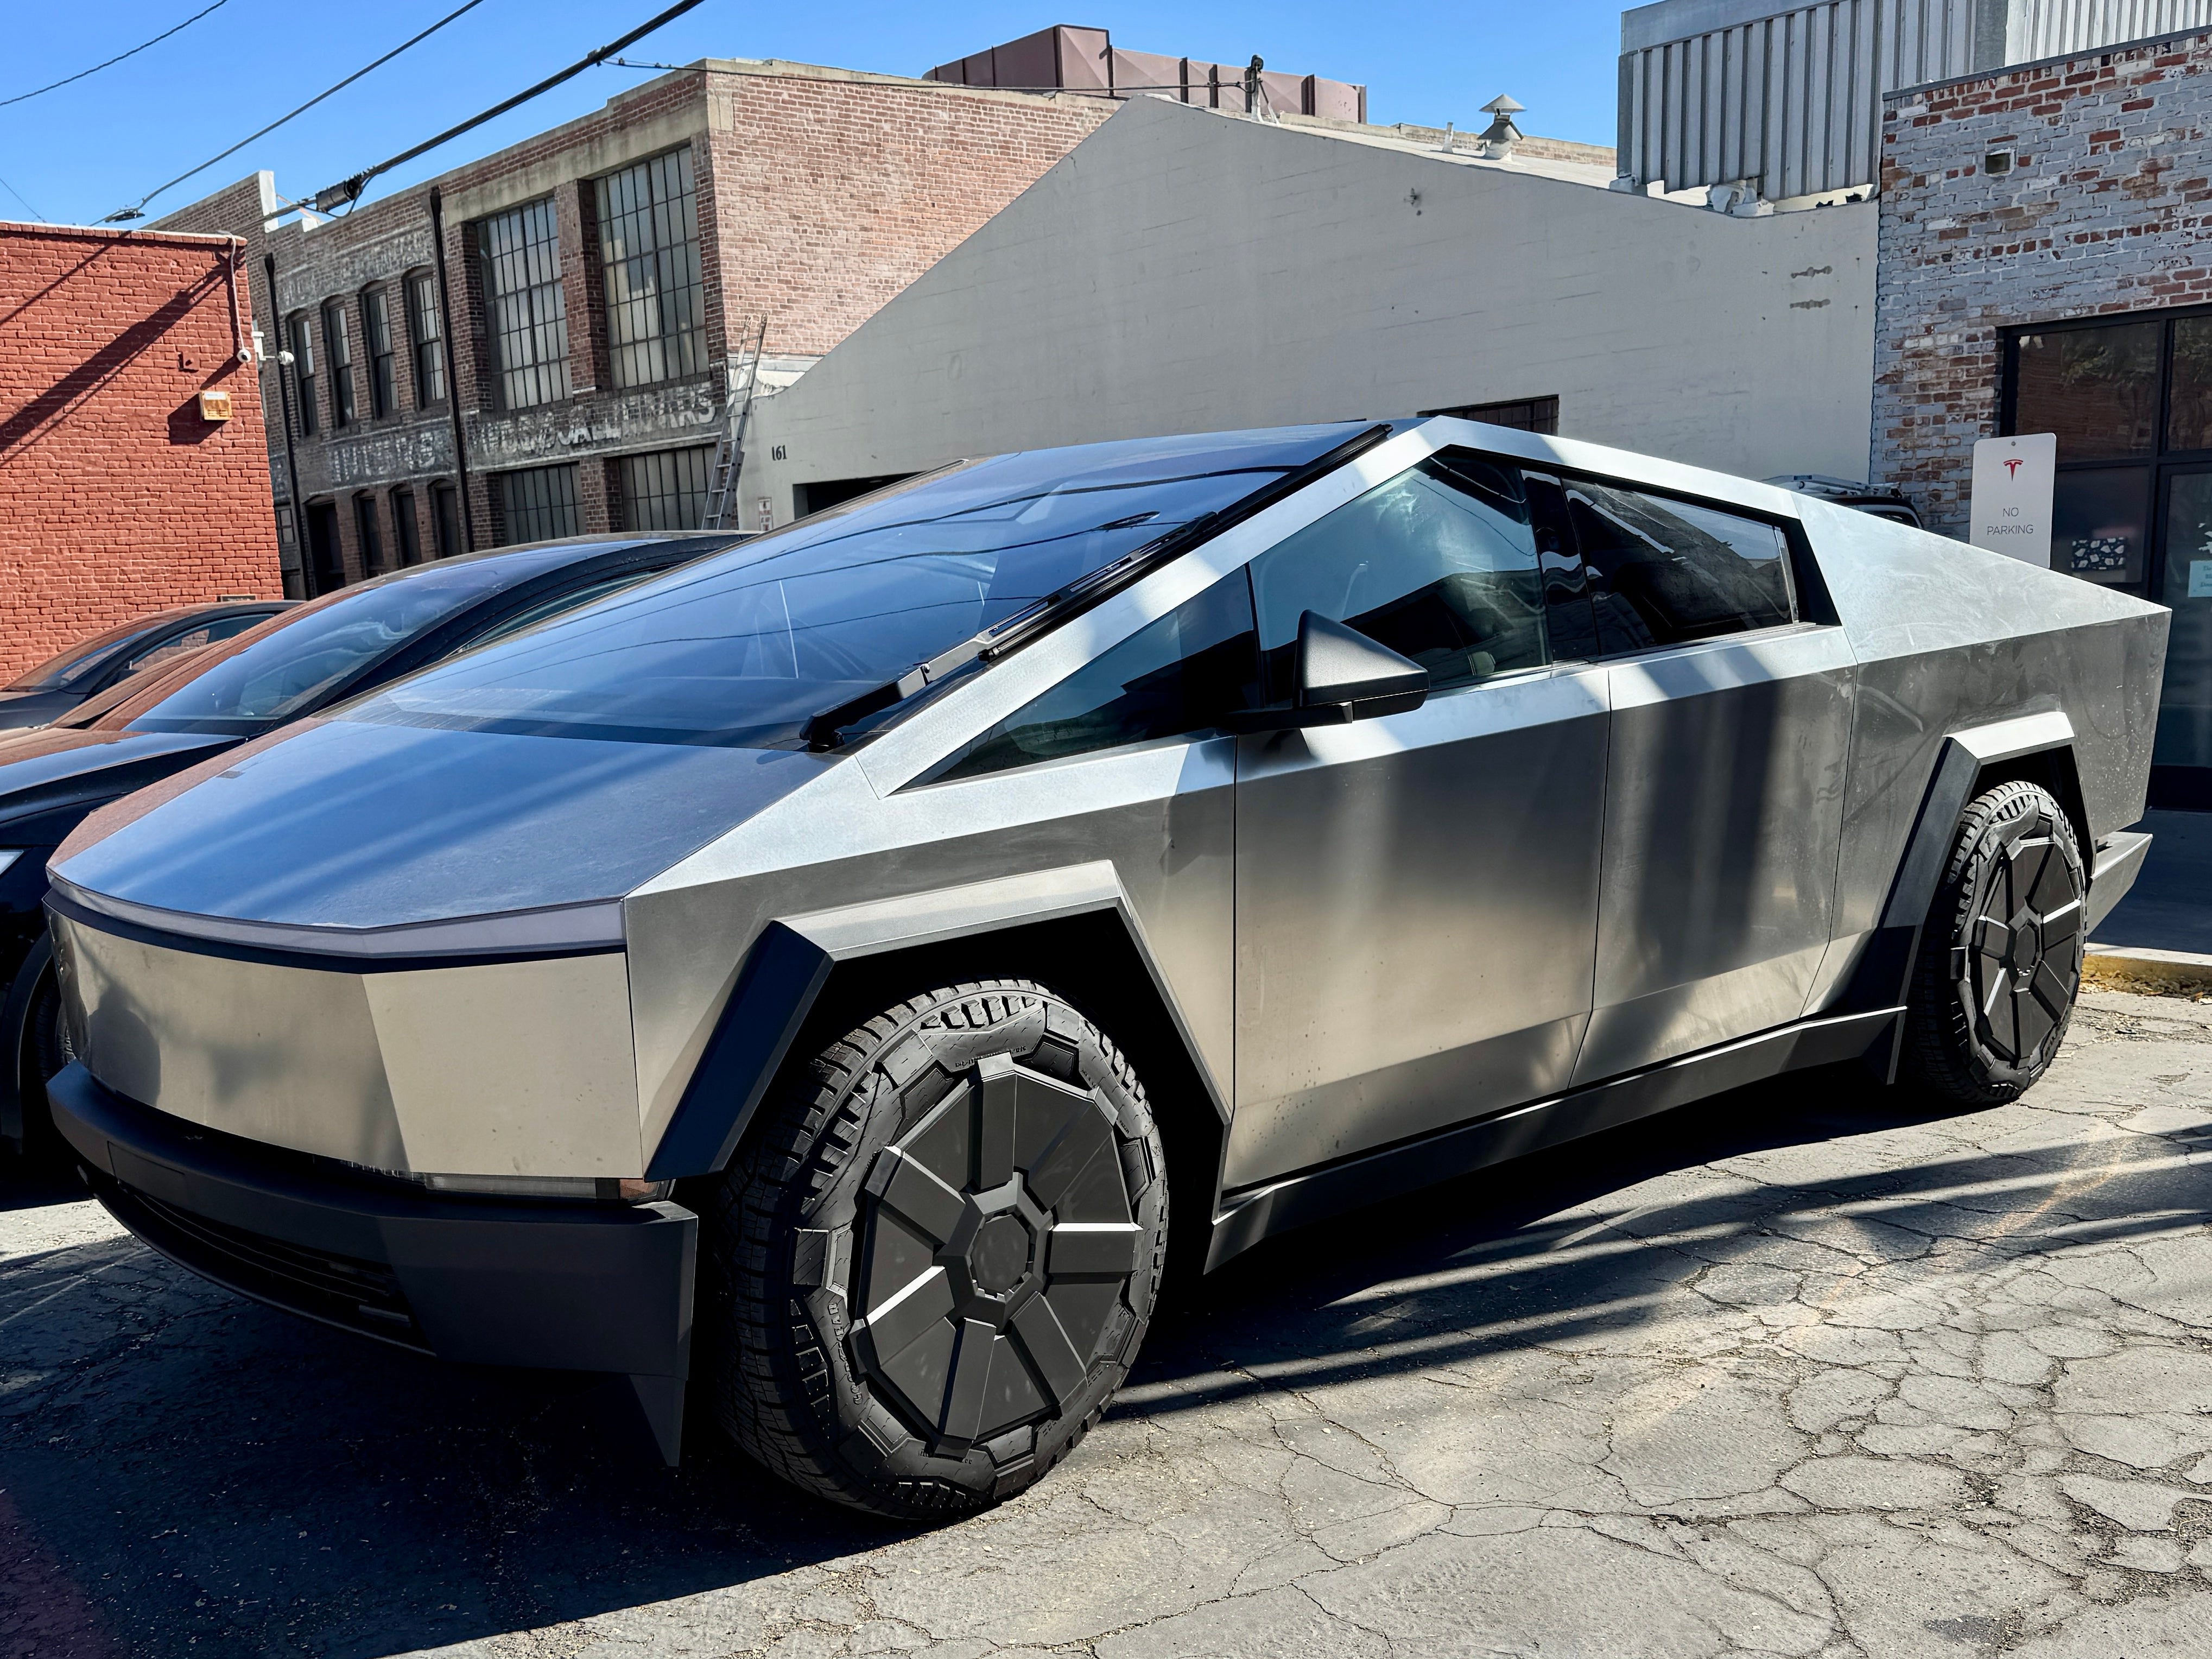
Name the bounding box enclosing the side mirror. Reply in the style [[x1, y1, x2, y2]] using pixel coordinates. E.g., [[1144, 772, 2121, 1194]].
[[1224, 612, 1429, 733]]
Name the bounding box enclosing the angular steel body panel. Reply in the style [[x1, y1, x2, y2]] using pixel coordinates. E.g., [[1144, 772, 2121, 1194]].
[[53, 911, 643, 1175], [41, 420, 2170, 1269], [1576, 626, 1854, 1082], [1226, 666, 1609, 1188]]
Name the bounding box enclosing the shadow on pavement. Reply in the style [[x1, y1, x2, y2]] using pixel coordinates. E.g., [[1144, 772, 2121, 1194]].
[[1, 1058, 2203, 1658]]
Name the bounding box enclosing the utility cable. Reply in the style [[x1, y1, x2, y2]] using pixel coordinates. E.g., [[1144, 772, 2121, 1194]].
[[310, 0, 708, 212], [0, 172, 48, 221], [103, 0, 493, 221], [0, 0, 231, 111]]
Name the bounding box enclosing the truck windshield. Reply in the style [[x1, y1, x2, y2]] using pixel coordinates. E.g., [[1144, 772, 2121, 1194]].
[[341, 426, 1362, 750]]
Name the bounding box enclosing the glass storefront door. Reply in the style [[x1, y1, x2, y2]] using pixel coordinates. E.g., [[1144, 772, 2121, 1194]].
[[2159, 468, 2212, 774], [2007, 307, 2212, 803]]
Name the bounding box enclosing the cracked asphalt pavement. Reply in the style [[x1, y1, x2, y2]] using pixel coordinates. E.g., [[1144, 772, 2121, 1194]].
[[9, 987, 2212, 1657]]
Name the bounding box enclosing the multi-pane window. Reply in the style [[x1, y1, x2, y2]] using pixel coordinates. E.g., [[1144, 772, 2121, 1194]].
[[288, 315, 318, 437], [1418, 395, 1562, 435], [620, 446, 714, 530], [432, 482, 463, 558], [481, 199, 570, 409], [500, 464, 579, 544], [323, 301, 356, 427], [595, 147, 706, 388], [354, 493, 385, 574], [393, 489, 422, 565], [407, 273, 447, 405], [363, 289, 397, 418]]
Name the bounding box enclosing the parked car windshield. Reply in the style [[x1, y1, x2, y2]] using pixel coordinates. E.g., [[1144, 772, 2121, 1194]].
[[7, 615, 179, 691], [341, 426, 1363, 750], [120, 562, 526, 736]]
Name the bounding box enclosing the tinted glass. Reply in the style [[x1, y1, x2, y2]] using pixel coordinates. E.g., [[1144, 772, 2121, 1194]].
[[2052, 466, 2151, 586], [2169, 318, 2212, 454], [933, 577, 1258, 782], [2158, 471, 2212, 769], [1562, 483, 1793, 651], [2014, 322, 2159, 460], [1247, 450, 1546, 698], [123, 613, 262, 676], [7, 617, 171, 689], [125, 563, 520, 734], [342, 426, 1360, 749]]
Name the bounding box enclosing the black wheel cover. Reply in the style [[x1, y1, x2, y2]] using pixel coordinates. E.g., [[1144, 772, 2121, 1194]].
[[1957, 804, 2084, 1071], [853, 1052, 1142, 1456]]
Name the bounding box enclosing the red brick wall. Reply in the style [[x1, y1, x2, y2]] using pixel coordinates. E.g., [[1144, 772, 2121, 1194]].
[[706, 73, 1113, 357], [1872, 30, 2212, 530], [0, 224, 283, 680]]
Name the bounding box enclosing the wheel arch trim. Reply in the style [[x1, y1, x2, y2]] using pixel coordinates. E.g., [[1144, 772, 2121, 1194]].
[[1839, 710, 2084, 1068], [643, 861, 1230, 1181]]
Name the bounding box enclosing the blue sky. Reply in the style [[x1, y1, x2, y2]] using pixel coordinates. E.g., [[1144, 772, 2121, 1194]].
[[0, 1, 1625, 228]]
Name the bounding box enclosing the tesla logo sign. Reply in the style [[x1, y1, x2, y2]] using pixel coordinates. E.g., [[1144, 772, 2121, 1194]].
[[1969, 434, 2057, 567]]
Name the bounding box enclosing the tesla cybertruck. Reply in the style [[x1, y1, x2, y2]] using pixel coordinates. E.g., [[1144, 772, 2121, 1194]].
[[40, 419, 2165, 1518]]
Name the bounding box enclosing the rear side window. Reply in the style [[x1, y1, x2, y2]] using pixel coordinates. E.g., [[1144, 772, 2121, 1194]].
[[1557, 482, 1793, 652], [930, 576, 1259, 782], [1246, 450, 1547, 699]]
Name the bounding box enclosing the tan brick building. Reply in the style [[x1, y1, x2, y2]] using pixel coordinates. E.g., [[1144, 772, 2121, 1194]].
[[1871, 25, 2212, 804], [160, 59, 1115, 594], [0, 223, 282, 681]]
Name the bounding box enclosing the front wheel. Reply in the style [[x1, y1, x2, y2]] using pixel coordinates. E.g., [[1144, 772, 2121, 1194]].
[[1900, 780, 2085, 1107], [702, 978, 1169, 1519]]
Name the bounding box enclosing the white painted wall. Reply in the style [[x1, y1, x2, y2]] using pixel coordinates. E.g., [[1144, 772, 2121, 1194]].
[[741, 97, 1878, 521]]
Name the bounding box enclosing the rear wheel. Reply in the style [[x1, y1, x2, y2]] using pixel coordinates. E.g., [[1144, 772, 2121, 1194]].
[[1901, 781, 2085, 1106], [702, 978, 1168, 1519]]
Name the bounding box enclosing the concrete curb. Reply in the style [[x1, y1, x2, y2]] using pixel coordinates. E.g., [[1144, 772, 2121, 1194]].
[[2084, 945, 2212, 995]]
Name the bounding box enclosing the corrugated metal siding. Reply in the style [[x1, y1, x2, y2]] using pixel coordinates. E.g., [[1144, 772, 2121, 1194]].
[[1618, 0, 2210, 194]]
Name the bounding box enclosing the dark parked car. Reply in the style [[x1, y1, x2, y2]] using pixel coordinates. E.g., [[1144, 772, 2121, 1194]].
[[0, 601, 292, 731], [1765, 473, 1923, 528], [0, 533, 745, 1155], [36, 420, 2164, 1519]]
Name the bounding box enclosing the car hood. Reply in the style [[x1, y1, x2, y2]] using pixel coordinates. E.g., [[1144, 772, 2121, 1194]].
[[51, 716, 838, 934], [0, 726, 238, 843]]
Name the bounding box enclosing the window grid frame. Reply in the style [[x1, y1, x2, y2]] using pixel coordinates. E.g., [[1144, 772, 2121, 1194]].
[[480, 198, 572, 411], [595, 146, 707, 390], [322, 300, 356, 428], [363, 287, 397, 419], [500, 463, 580, 546], [288, 314, 318, 438], [619, 445, 715, 531], [407, 272, 447, 406]]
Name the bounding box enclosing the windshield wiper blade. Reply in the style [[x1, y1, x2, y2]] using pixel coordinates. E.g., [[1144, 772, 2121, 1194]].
[[800, 422, 1396, 752]]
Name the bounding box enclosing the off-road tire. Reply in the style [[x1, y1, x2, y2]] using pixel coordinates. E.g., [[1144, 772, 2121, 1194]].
[[1902, 780, 2085, 1107], [702, 979, 1169, 1520]]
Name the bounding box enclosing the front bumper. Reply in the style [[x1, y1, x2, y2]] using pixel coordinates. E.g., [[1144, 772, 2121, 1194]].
[[47, 1064, 696, 1458]]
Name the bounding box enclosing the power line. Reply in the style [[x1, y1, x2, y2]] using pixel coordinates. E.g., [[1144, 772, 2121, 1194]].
[[0, 172, 48, 221], [312, 0, 709, 212], [0, 0, 232, 111], [103, 0, 494, 223]]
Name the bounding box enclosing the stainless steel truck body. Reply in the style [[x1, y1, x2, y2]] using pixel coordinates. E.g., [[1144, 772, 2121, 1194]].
[[39, 417, 2166, 1516]]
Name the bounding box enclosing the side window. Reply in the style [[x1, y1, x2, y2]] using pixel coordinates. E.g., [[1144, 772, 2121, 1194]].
[[931, 577, 1259, 782], [1559, 481, 1795, 652], [1245, 449, 1547, 700], [123, 626, 213, 677]]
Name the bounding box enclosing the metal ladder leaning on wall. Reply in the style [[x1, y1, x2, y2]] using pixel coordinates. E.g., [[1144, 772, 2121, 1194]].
[[703, 316, 769, 531]]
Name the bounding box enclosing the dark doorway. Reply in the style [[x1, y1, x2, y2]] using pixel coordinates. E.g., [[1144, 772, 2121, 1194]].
[[793, 474, 914, 518], [305, 502, 343, 597]]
